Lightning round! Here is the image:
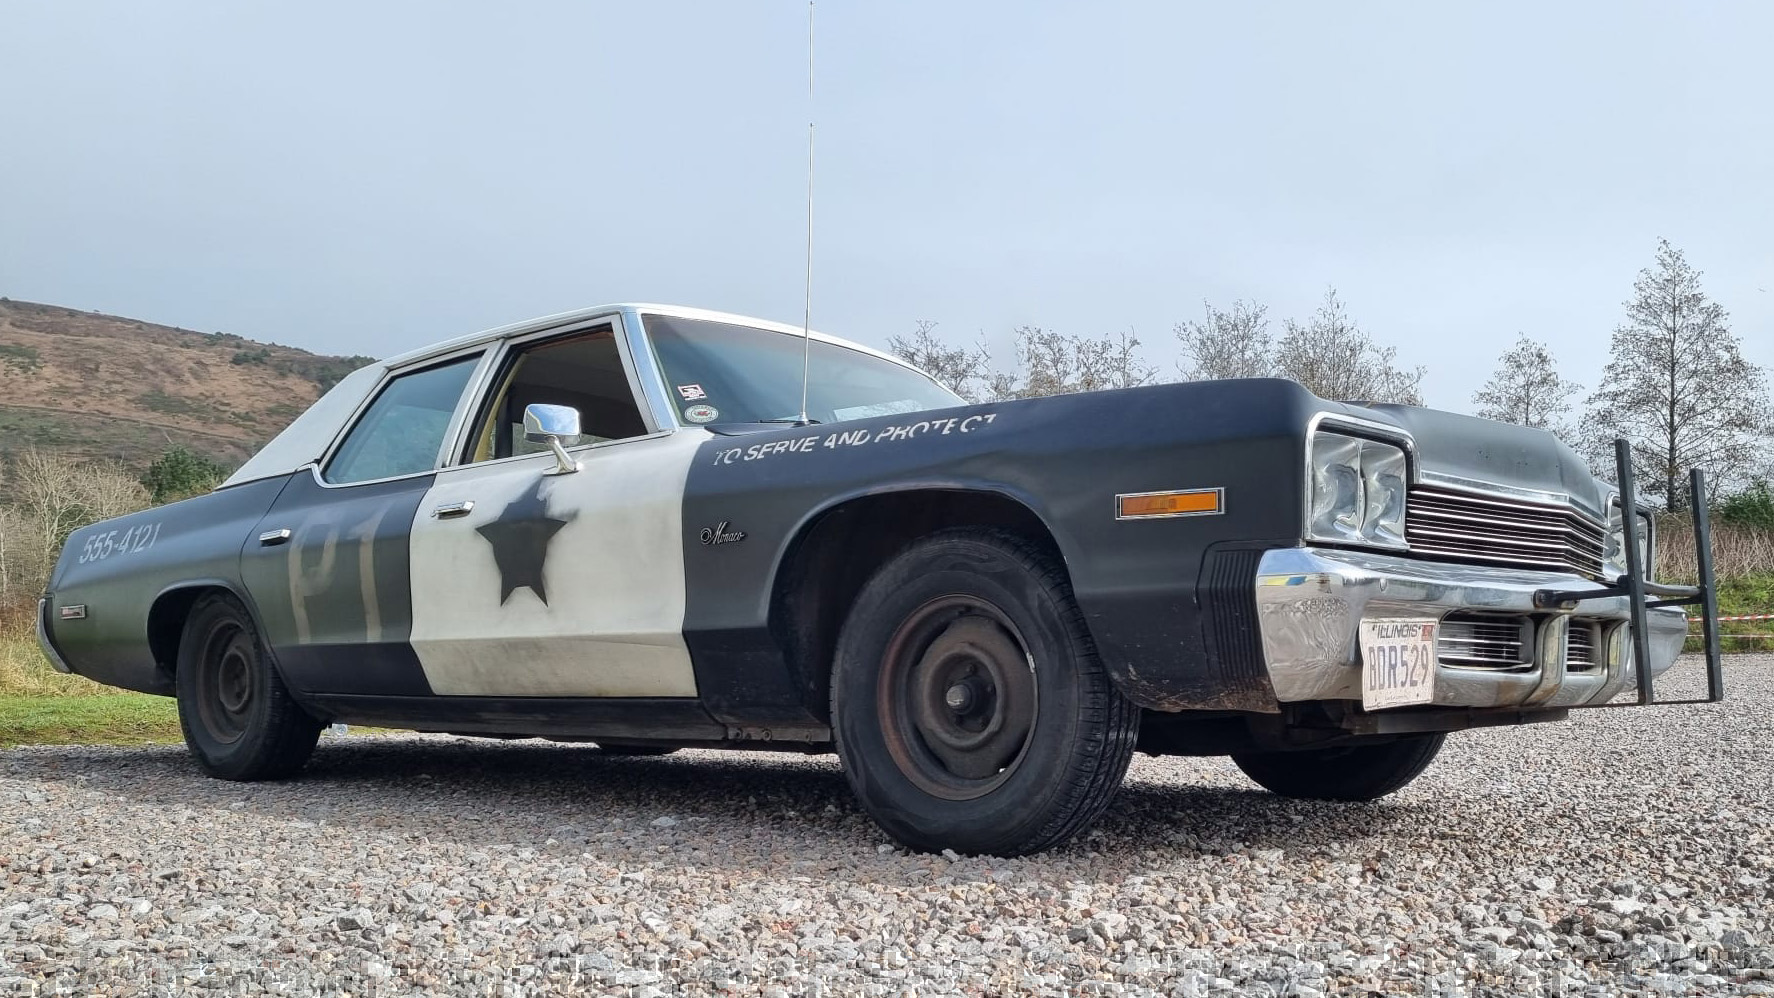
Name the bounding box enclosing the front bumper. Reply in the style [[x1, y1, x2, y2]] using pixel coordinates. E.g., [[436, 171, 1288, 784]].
[[1254, 547, 1687, 709]]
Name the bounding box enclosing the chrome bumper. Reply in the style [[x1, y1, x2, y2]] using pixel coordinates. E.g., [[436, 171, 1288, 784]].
[[1254, 548, 1687, 709], [36, 597, 74, 674]]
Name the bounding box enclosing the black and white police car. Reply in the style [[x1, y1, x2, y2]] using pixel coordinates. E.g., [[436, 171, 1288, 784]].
[[39, 304, 1720, 855]]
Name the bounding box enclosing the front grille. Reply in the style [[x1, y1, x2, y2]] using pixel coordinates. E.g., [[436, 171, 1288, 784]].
[[1439, 612, 1532, 669], [1566, 620, 1601, 671], [1406, 484, 1606, 579]]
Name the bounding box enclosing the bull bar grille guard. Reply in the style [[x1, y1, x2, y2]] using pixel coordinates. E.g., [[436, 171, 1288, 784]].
[[1531, 438, 1724, 708]]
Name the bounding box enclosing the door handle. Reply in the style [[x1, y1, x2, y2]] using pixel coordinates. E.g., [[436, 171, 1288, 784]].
[[433, 501, 475, 519], [258, 528, 292, 546]]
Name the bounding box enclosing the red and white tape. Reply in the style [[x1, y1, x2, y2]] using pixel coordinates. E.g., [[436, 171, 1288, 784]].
[[1687, 611, 1774, 639]]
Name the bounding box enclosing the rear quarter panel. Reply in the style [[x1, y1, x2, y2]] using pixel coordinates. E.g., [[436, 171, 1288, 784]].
[[42, 476, 290, 695]]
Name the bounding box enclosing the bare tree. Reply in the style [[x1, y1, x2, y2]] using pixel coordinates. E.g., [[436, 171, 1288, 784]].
[[888, 320, 995, 403], [1176, 299, 1273, 381], [1472, 334, 1581, 434], [1272, 288, 1424, 405], [0, 448, 150, 605], [997, 326, 1159, 399], [1587, 239, 1771, 508]]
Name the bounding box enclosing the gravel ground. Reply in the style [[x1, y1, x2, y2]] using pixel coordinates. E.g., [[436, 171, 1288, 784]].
[[2, 655, 1771, 997]]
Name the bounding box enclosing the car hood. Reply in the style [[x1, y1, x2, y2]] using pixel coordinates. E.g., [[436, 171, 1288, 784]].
[[1352, 402, 1610, 518]]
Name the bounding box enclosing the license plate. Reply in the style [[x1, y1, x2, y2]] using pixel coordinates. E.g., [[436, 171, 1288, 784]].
[[1359, 618, 1438, 710]]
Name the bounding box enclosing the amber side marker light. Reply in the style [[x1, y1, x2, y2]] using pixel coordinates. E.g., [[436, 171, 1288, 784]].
[[1115, 488, 1224, 519]]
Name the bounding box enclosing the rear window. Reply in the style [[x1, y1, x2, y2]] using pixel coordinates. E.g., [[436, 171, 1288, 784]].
[[325, 356, 479, 484]]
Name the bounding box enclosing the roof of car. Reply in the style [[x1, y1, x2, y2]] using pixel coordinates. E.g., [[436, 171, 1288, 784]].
[[380, 302, 912, 371], [220, 304, 924, 489]]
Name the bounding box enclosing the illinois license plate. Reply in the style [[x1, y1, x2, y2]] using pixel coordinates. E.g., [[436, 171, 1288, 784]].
[[1359, 618, 1438, 710]]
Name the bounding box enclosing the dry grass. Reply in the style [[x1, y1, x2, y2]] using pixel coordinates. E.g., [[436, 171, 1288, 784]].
[[1655, 518, 1774, 583], [0, 611, 121, 697]]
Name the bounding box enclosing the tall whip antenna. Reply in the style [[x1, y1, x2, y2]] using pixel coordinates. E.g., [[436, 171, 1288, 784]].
[[796, 0, 815, 425]]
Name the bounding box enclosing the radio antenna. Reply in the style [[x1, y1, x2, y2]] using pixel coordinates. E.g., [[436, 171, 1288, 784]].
[[795, 0, 815, 426]]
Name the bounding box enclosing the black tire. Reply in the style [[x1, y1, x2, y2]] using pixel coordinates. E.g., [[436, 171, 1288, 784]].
[[1231, 733, 1446, 801], [830, 529, 1139, 856], [175, 593, 322, 781], [594, 743, 679, 757]]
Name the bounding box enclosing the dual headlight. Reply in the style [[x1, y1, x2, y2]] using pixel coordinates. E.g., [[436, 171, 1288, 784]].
[[1307, 431, 1409, 550], [1603, 504, 1655, 580]]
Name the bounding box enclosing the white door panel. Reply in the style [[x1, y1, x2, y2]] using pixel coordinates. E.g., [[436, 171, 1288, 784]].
[[407, 431, 701, 697]]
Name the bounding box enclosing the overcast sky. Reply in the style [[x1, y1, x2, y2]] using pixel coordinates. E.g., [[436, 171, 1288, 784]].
[[3, 2, 1770, 413]]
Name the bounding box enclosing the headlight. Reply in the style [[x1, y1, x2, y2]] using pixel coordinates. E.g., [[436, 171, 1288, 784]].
[[1308, 431, 1409, 550], [1603, 504, 1654, 580]]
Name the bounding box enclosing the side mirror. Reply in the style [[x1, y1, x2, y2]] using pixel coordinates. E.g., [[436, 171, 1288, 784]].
[[523, 403, 582, 475], [523, 403, 581, 442]]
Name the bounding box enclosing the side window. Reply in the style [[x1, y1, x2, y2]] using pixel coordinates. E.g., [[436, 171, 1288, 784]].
[[324, 356, 480, 485], [464, 326, 649, 464]]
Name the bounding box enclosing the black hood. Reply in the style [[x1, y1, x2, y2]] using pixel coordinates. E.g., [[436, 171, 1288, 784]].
[[1348, 403, 1610, 518]]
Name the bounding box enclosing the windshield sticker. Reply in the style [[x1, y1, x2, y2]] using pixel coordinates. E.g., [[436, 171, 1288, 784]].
[[710, 412, 998, 466], [677, 384, 708, 401], [832, 399, 925, 421], [683, 404, 720, 424]]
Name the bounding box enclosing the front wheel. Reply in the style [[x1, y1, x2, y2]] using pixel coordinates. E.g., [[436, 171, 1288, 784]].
[[1232, 733, 1445, 801], [176, 593, 322, 781], [831, 529, 1139, 856]]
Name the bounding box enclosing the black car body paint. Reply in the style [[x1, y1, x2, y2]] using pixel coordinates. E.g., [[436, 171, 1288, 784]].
[[44, 476, 292, 696], [678, 379, 1320, 722]]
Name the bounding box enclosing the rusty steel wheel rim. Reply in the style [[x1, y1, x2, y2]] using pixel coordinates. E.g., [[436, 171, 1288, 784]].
[[196, 621, 255, 744], [876, 595, 1039, 801]]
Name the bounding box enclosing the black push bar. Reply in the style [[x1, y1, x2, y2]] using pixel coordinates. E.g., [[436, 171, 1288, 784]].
[[1532, 438, 1725, 707]]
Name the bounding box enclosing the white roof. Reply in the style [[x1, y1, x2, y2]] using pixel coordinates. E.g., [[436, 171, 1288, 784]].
[[222, 303, 923, 488]]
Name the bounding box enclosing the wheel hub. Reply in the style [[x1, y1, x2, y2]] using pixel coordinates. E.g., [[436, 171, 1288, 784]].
[[944, 679, 980, 714], [195, 623, 255, 745], [877, 596, 1040, 801]]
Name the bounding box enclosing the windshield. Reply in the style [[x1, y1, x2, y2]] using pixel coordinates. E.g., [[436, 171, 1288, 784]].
[[644, 314, 963, 425]]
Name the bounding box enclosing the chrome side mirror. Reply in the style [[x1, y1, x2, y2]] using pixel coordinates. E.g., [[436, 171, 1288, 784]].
[[523, 403, 582, 475]]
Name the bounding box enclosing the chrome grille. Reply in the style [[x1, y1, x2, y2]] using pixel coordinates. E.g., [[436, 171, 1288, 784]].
[[1406, 484, 1607, 579], [1566, 620, 1601, 671], [1438, 613, 1532, 669]]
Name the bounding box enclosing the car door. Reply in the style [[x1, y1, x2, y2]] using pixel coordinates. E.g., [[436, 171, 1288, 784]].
[[240, 351, 485, 696], [404, 319, 703, 698]]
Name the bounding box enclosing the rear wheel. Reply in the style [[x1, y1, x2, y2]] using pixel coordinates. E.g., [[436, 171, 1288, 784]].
[[175, 594, 321, 781], [831, 529, 1139, 856], [1232, 733, 1445, 801]]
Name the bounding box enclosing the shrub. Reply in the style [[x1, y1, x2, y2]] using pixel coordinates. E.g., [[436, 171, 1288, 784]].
[[1717, 481, 1774, 532], [139, 446, 229, 504]]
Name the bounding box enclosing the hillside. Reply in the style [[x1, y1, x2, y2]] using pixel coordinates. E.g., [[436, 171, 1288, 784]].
[[0, 299, 371, 470]]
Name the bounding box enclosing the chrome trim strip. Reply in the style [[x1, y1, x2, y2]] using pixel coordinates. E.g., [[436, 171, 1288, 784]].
[[36, 598, 74, 674], [619, 307, 684, 432], [1418, 470, 1585, 510], [1412, 482, 1607, 525]]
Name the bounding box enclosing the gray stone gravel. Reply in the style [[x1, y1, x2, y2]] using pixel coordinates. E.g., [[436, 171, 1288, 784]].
[[2, 655, 1770, 996]]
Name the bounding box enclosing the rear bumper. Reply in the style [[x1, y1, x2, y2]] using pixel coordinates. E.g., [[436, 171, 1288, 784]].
[[1254, 547, 1686, 709], [36, 597, 75, 675]]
